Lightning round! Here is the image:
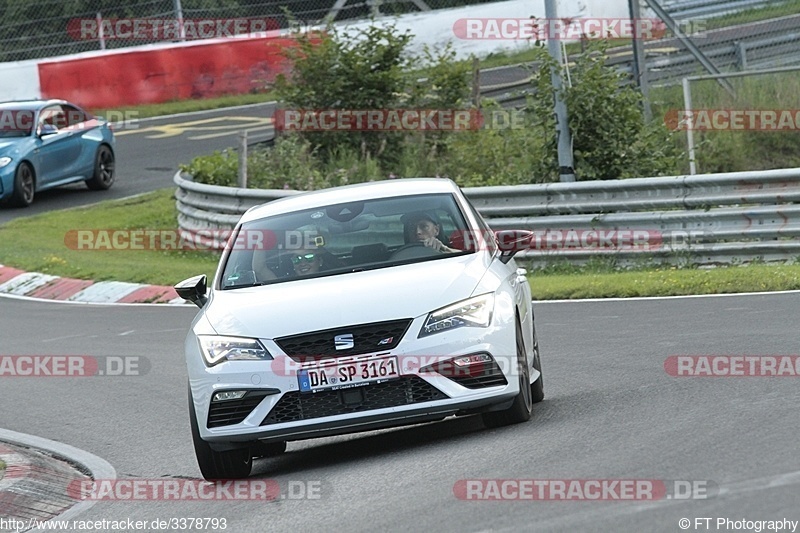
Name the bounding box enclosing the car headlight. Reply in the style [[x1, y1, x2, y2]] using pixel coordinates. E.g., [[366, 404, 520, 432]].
[[197, 336, 273, 366], [0, 157, 11, 168], [420, 293, 495, 337]]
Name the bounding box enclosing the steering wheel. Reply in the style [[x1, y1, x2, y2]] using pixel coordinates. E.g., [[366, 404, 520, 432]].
[[390, 242, 441, 261]]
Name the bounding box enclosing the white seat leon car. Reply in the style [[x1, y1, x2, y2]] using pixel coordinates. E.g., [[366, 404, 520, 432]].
[[175, 178, 543, 480]]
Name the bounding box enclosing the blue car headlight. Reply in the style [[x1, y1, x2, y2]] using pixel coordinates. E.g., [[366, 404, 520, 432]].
[[420, 293, 495, 337], [0, 157, 12, 168], [197, 336, 273, 366]]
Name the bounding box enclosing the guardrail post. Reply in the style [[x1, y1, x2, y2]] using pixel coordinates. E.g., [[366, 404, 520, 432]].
[[472, 57, 481, 108], [96, 12, 105, 50], [682, 77, 697, 175], [545, 0, 576, 182], [238, 131, 248, 188], [628, 0, 652, 122], [735, 41, 748, 71], [173, 0, 186, 41]]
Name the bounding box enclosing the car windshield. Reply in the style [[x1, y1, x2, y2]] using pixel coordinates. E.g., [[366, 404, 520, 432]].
[[0, 109, 34, 138], [220, 192, 475, 289]]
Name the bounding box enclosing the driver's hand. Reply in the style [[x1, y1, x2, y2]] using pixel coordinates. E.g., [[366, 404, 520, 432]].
[[421, 237, 443, 251]]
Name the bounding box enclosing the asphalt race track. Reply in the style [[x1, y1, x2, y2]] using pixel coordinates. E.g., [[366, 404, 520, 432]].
[[1, 292, 799, 532], [0, 103, 276, 225]]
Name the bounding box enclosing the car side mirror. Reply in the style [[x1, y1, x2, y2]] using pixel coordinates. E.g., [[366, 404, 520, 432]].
[[38, 124, 58, 137], [495, 230, 533, 264], [174, 274, 208, 308]]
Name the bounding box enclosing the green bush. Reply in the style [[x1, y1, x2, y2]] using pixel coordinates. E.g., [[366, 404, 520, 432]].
[[186, 28, 685, 188], [274, 23, 418, 167], [526, 42, 684, 180]]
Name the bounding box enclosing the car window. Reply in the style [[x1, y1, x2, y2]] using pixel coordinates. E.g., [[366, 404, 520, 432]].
[[62, 104, 90, 127], [470, 199, 498, 254], [220, 193, 475, 289], [0, 108, 35, 138], [38, 105, 64, 132]]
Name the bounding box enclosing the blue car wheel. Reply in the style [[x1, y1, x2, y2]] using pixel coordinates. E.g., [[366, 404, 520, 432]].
[[85, 145, 115, 191], [10, 162, 35, 207]]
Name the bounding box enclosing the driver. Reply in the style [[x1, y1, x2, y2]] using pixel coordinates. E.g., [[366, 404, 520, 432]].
[[403, 212, 459, 253]]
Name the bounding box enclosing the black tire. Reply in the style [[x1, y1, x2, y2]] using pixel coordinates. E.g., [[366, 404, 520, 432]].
[[10, 162, 35, 207], [482, 318, 533, 428], [188, 386, 252, 480], [85, 145, 115, 190], [531, 322, 544, 403]]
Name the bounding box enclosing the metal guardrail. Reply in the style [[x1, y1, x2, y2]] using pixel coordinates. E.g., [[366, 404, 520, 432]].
[[174, 171, 301, 248], [482, 13, 800, 108], [661, 0, 780, 20], [175, 167, 800, 265]]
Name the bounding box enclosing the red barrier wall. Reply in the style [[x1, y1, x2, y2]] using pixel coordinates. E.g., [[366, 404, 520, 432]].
[[37, 35, 297, 109]]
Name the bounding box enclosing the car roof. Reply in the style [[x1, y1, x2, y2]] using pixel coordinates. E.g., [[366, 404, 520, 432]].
[[240, 178, 462, 224], [0, 99, 71, 112]]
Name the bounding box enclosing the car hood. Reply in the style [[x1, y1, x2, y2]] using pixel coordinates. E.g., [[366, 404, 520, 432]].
[[203, 253, 491, 339], [0, 139, 22, 152]]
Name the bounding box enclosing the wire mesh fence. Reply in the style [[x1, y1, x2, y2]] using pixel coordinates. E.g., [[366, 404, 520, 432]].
[[0, 0, 500, 62], [663, 66, 800, 174], [1, 0, 797, 76]]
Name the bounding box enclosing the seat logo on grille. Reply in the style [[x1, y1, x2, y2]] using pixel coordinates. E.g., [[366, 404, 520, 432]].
[[334, 333, 355, 350]]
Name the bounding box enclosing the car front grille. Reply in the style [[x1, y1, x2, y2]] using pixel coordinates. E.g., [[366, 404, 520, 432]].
[[420, 356, 509, 389], [275, 319, 413, 362], [207, 390, 274, 428], [260, 377, 448, 425]]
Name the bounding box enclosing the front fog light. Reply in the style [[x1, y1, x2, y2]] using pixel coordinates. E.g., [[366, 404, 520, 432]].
[[0, 157, 12, 168], [212, 390, 247, 402], [453, 353, 493, 367], [198, 336, 272, 366]]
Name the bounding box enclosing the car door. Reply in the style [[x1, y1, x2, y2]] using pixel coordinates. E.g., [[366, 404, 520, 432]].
[[60, 104, 98, 177], [34, 105, 84, 186]]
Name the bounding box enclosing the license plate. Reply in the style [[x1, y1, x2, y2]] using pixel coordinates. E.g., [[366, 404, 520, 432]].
[[298, 356, 399, 393]]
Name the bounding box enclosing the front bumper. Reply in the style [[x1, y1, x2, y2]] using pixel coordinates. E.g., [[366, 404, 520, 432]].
[[187, 312, 523, 446]]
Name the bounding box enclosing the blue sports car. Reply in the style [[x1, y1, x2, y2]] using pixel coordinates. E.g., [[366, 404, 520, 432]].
[[0, 99, 115, 207]]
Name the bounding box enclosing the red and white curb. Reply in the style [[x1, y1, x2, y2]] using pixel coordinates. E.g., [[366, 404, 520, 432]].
[[0, 441, 90, 526], [0, 443, 32, 490], [0, 265, 187, 305], [0, 429, 116, 529]]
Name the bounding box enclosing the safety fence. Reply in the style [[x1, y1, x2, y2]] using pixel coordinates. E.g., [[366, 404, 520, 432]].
[[480, 13, 800, 109], [174, 167, 800, 265]]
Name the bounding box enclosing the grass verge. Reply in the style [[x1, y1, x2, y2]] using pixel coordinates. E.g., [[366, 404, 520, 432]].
[[2, 191, 800, 299], [91, 92, 275, 120], [526, 263, 800, 299], [0, 189, 219, 287]]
